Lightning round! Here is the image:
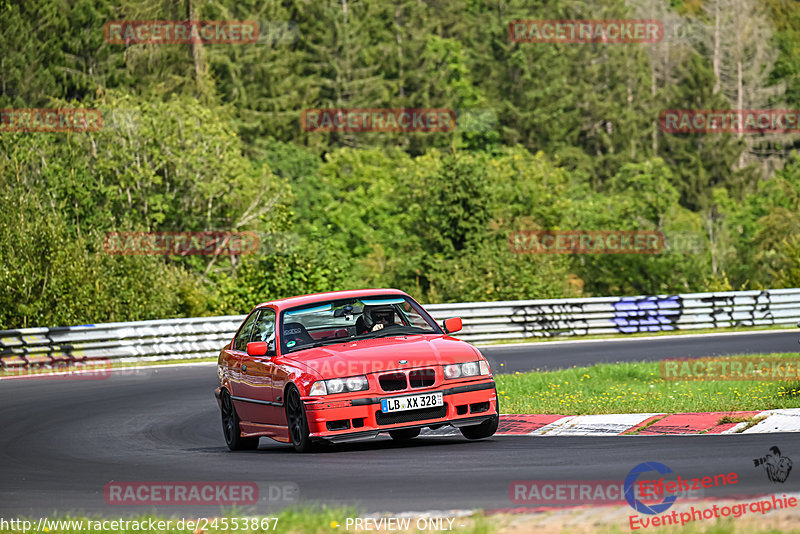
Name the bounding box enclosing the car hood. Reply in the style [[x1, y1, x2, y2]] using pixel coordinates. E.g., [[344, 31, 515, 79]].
[[283, 334, 481, 379]]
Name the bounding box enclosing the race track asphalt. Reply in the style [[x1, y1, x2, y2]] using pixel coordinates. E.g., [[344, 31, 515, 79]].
[[1, 331, 798, 518]]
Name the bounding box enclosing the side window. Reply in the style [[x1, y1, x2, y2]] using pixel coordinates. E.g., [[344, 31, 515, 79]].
[[251, 309, 277, 354], [233, 310, 260, 352]]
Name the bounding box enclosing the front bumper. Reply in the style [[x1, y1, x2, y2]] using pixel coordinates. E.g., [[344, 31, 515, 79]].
[[303, 379, 497, 443]]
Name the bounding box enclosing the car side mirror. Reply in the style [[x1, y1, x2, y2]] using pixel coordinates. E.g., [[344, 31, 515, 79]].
[[442, 317, 463, 334], [247, 341, 275, 357]]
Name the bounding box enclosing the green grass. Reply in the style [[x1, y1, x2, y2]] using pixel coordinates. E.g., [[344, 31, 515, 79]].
[[496, 353, 800, 415]]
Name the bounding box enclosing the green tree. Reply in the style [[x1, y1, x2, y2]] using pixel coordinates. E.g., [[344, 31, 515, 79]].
[[0, 170, 205, 328], [659, 53, 757, 209]]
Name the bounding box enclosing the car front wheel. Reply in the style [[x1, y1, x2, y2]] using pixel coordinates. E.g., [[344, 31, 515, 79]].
[[460, 389, 499, 440], [285, 385, 315, 452], [460, 414, 499, 440], [220, 390, 259, 451]]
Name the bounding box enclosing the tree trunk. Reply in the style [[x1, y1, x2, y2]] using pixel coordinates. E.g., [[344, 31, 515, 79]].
[[706, 210, 718, 275], [737, 58, 745, 169], [395, 6, 404, 98], [651, 69, 657, 154], [186, 0, 203, 83], [712, 1, 721, 95]]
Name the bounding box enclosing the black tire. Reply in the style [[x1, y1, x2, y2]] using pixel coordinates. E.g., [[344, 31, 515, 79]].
[[460, 414, 499, 440], [220, 390, 259, 451], [460, 388, 499, 440], [389, 428, 421, 441], [285, 385, 315, 452]]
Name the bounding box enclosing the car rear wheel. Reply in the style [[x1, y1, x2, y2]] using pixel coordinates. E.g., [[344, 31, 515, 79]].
[[285, 385, 315, 452], [220, 390, 259, 451], [389, 428, 421, 441]]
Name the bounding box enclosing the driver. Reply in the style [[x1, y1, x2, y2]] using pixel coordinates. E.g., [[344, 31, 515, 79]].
[[355, 305, 396, 334]]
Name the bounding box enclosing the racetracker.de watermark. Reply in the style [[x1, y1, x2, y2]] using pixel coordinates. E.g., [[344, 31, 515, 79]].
[[291, 359, 491, 380], [509, 480, 703, 506], [301, 108, 456, 133], [660, 109, 800, 134], [103, 231, 259, 256], [509, 230, 664, 254], [104, 20, 259, 44], [509, 19, 663, 43], [0, 518, 279, 533], [103, 481, 289, 505], [661, 357, 800, 381], [0, 108, 102, 133], [663, 231, 707, 254], [0, 359, 112, 381]]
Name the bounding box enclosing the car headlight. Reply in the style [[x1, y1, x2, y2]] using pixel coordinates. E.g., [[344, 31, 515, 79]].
[[444, 364, 461, 379], [345, 376, 368, 391], [444, 361, 491, 379], [309, 375, 369, 396], [462, 362, 479, 377], [327, 378, 345, 394]]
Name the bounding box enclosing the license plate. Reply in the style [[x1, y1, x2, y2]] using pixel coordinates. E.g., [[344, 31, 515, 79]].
[[381, 392, 443, 413]]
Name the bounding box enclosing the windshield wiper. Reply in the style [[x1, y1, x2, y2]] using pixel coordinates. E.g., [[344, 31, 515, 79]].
[[365, 327, 432, 339], [310, 338, 351, 348], [286, 337, 349, 353]]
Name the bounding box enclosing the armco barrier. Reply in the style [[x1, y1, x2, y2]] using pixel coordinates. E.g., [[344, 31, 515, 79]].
[[425, 288, 800, 342], [1, 288, 799, 368], [0, 316, 244, 369]]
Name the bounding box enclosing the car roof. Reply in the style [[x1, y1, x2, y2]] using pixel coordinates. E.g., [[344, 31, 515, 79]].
[[254, 288, 410, 312]]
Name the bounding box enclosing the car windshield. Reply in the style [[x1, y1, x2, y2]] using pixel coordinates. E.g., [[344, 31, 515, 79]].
[[279, 295, 440, 353]]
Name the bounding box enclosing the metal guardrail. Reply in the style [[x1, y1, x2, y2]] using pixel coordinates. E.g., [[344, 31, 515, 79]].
[[0, 316, 244, 368], [426, 288, 800, 342], [2, 288, 799, 368]]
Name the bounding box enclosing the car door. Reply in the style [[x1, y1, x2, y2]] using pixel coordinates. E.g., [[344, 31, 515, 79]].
[[228, 309, 262, 422], [237, 308, 280, 424]]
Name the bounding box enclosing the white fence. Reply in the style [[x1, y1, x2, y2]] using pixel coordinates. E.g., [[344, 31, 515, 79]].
[[2, 288, 799, 368]]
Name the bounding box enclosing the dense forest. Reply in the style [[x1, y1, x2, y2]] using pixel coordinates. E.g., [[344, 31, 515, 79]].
[[1, 0, 800, 329]]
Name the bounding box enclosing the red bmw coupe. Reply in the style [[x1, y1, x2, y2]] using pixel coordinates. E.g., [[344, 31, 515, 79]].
[[215, 288, 498, 452]]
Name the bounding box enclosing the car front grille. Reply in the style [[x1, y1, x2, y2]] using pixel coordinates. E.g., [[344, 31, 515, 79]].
[[379, 372, 407, 392], [409, 369, 435, 388], [379, 369, 437, 392], [375, 404, 448, 425]]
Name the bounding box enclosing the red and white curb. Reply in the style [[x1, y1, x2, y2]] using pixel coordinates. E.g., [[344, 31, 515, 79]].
[[422, 409, 800, 437], [731, 409, 800, 433]]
